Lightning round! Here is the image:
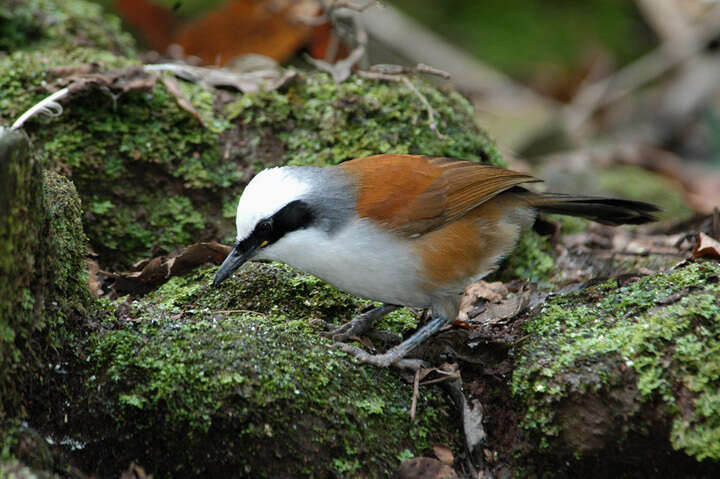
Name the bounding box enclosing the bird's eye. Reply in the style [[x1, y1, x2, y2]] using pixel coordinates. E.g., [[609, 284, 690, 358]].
[[258, 219, 272, 232]]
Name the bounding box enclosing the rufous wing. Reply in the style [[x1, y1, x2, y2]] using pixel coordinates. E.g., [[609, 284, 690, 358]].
[[339, 154, 541, 237]]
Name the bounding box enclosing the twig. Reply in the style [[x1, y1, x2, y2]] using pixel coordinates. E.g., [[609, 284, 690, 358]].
[[324, 0, 379, 15], [214, 309, 266, 316], [370, 63, 451, 79], [11, 88, 70, 130], [304, 45, 365, 83], [409, 369, 420, 421], [589, 249, 685, 257], [358, 70, 442, 137]]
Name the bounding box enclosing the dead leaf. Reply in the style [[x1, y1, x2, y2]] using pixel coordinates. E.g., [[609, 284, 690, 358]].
[[48, 65, 158, 96], [120, 462, 149, 479], [464, 281, 508, 304], [145, 63, 296, 93], [111, 242, 232, 295], [160, 76, 204, 125], [86, 258, 102, 297], [432, 444, 454, 466], [173, 0, 313, 65], [396, 457, 459, 479], [459, 280, 528, 325], [692, 232, 720, 259]]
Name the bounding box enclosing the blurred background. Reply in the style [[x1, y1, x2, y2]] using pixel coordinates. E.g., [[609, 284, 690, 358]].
[[94, 0, 720, 217]]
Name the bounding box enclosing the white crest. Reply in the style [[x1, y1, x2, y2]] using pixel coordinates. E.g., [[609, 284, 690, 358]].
[[235, 167, 310, 240]]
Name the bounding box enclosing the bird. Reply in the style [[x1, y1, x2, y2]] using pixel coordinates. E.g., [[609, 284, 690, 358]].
[[213, 154, 658, 367]]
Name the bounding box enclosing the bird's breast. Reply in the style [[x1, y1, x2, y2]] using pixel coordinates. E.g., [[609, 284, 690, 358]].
[[257, 218, 432, 307]]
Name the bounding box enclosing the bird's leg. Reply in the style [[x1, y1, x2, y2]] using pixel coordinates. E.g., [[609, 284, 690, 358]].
[[336, 296, 459, 368], [336, 315, 449, 368], [324, 303, 400, 341]]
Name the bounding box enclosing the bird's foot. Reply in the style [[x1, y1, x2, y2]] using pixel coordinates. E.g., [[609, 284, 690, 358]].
[[335, 316, 448, 369], [321, 304, 400, 341], [335, 342, 426, 370]]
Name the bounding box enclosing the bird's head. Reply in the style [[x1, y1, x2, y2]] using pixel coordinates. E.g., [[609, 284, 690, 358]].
[[213, 167, 316, 286]]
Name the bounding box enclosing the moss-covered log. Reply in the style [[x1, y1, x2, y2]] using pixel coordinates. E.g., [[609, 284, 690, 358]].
[[0, 128, 90, 421], [507, 261, 720, 475], [55, 265, 456, 477]]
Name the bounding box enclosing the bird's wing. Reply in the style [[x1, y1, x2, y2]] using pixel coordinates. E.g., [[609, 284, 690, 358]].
[[339, 154, 541, 237]]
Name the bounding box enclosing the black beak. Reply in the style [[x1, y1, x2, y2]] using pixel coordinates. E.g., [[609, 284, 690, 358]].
[[213, 243, 255, 287]]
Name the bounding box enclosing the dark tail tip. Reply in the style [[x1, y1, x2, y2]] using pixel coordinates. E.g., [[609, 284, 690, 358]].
[[532, 194, 661, 226]]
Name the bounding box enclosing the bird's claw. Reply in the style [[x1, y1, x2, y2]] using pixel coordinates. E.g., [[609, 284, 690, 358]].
[[335, 342, 426, 370]]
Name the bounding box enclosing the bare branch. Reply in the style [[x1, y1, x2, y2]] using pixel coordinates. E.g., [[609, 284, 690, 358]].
[[369, 63, 451, 79]]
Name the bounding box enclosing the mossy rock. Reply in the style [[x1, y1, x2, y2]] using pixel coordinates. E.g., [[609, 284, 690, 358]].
[[0, 128, 90, 420], [1, 0, 503, 271], [69, 265, 457, 478], [510, 261, 720, 474]]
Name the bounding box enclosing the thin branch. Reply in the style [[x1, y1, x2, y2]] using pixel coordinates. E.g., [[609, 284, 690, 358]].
[[369, 63, 451, 79], [410, 369, 420, 421], [213, 309, 266, 316]]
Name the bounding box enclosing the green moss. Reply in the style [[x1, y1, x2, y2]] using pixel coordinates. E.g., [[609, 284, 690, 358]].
[[41, 170, 91, 340], [0, 129, 43, 418], [0, 128, 90, 421], [80, 264, 457, 477], [496, 231, 555, 284], [227, 71, 504, 167], [389, 0, 649, 77], [0, 0, 135, 55], [3, 47, 500, 270], [511, 261, 720, 461], [2, 1, 505, 271]]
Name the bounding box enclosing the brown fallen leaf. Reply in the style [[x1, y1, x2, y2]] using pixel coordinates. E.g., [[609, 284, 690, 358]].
[[48, 65, 158, 96], [692, 232, 720, 259], [396, 457, 459, 479], [458, 280, 528, 325], [464, 281, 508, 304], [111, 242, 232, 295], [432, 444, 454, 466], [86, 258, 103, 297]]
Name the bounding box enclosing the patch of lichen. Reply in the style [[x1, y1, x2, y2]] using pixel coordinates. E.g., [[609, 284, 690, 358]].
[[0, 0, 135, 55], [227, 71, 504, 167], [511, 261, 720, 461], [79, 264, 456, 477]]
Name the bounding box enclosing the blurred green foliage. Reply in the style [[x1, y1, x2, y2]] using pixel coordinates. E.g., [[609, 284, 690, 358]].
[[390, 0, 651, 77]]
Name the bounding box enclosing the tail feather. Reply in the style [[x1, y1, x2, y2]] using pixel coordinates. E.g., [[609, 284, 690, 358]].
[[527, 193, 660, 226]]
